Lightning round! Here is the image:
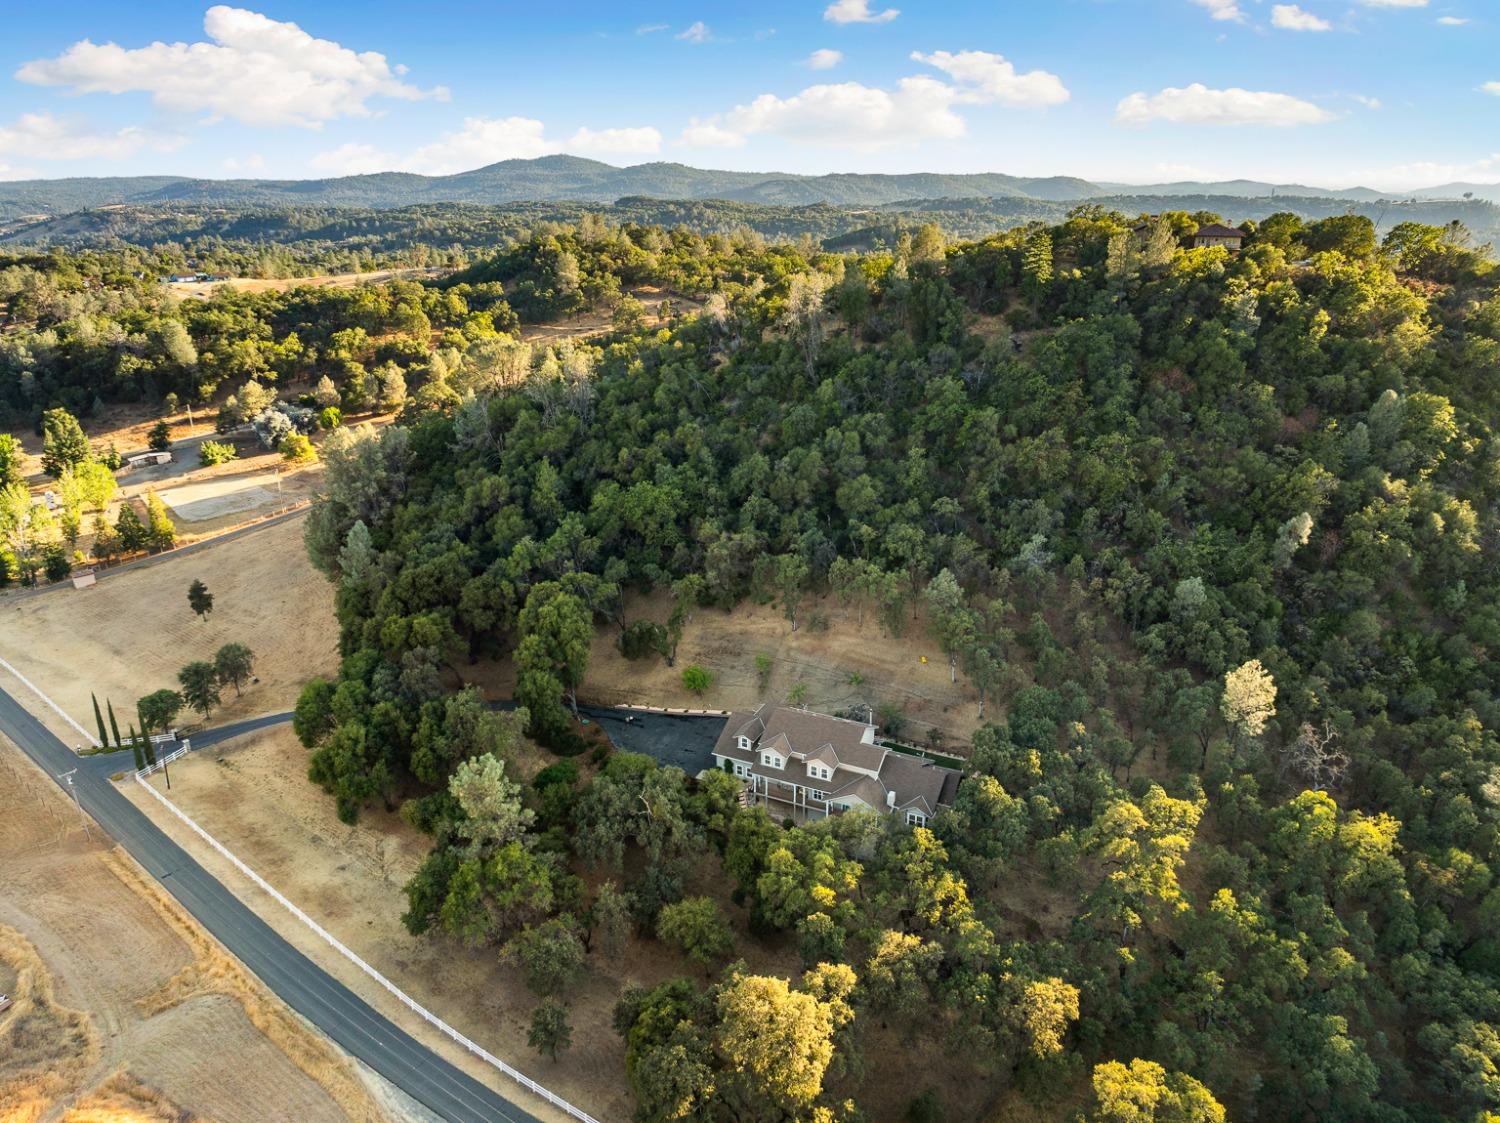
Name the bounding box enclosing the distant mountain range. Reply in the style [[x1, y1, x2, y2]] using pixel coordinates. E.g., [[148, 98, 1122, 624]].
[[1, 155, 1495, 221]]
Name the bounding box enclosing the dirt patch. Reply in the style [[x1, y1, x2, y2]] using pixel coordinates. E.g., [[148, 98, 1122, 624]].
[[165, 268, 446, 301], [521, 285, 704, 345], [159, 475, 279, 521], [0, 515, 337, 741], [0, 736, 375, 1122], [470, 588, 985, 750]]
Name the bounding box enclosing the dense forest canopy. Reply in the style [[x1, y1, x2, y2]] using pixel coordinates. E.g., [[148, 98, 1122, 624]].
[[4, 192, 1497, 268], [8, 203, 1500, 1120]]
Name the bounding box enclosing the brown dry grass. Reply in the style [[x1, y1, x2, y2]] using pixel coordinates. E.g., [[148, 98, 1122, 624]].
[[103, 850, 387, 1123], [0, 923, 98, 1123], [0, 515, 337, 741], [165, 268, 444, 300], [61, 1072, 194, 1123], [467, 587, 987, 749]]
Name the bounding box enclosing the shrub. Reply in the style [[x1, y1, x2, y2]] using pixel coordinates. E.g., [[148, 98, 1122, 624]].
[[279, 433, 316, 463], [318, 406, 343, 430], [43, 546, 71, 583], [618, 619, 668, 661], [198, 439, 238, 466], [682, 665, 713, 695], [147, 420, 172, 451]]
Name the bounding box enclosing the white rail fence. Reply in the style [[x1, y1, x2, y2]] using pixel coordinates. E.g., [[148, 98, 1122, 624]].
[[135, 741, 189, 781], [133, 775, 603, 1123], [0, 654, 101, 747]]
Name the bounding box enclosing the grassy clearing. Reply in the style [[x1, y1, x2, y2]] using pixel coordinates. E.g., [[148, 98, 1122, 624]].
[[0, 922, 98, 1123]]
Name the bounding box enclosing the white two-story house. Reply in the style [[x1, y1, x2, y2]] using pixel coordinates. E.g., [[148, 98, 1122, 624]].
[[711, 704, 961, 826]]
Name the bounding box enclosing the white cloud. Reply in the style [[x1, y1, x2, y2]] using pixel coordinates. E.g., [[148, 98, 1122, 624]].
[[1115, 83, 1335, 126], [687, 77, 966, 149], [567, 126, 663, 155], [911, 49, 1070, 107], [824, 0, 899, 24], [1367, 153, 1499, 189], [1272, 4, 1333, 30], [404, 116, 560, 174], [1350, 94, 1382, 108], [0, 111, 184, 162], [635, 23, 669, 34], [679, 120, 748, 148], [1484, 81, 1500, 95], [327, 116, 665, 175], [676, 21, 712, 43], [309, 141, 394, 175], [222, 152, 265, 172], [16, 5, 445, 129], [680, 48, 1067, 151], [1437, 15, 1469, 24], [806, 48, 843, 70], [1360, 0, 1427, 7], [1190, 0, 1246, 22], [0, 161, 40, 181]]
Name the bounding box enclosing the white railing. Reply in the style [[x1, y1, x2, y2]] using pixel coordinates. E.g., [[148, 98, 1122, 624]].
[[135, 741, 189, 780], [132, 775, 603, 1123], [149, 729, 178, 745], [0, 655, 101, 747]]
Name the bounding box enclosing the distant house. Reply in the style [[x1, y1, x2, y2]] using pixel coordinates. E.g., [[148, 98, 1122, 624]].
[[711, 704, 961, 826], [1191, 223, 1247, 251]]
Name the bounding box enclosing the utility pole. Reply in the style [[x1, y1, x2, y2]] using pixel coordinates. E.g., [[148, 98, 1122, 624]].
[[186, 403, 195, 437], [58, 769, 91, 841]]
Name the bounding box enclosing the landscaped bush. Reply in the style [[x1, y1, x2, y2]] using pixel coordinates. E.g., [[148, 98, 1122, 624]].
[[198, 439, 238, 466]]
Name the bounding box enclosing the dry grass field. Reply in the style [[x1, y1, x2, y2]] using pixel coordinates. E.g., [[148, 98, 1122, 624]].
[[0, 735, 388, 1123], [472, 587, 989, 749], [0, 515, 337, 739], [164, 268, 445, 300]]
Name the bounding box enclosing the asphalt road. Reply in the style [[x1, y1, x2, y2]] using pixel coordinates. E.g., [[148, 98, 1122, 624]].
[[0, 683, 547, 1123]]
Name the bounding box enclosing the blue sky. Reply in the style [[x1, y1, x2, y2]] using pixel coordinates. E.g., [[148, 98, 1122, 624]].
[[0, 0, 1494, 188]]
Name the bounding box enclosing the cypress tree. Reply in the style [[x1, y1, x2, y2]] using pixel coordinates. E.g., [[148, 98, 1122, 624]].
[[91, 693, 107, 749], [106, 699, 123, 749], [129, 725, 145, 771], [142, 731, 157, 768]]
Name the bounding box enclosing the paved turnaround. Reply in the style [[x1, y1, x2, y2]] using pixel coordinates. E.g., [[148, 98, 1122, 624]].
[[0, 682, 544, 1123]]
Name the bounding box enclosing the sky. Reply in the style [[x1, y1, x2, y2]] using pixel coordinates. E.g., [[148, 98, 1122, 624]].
[[0, 0, 1495, 190]]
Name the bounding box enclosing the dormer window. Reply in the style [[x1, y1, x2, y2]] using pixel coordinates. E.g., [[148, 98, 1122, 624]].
[[761, 752, 784, 769], [736, 735, 752, 751], [808, 763, 832, 782]]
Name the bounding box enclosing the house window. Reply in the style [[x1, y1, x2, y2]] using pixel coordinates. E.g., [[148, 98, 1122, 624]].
[[808, 789, 828, 801], [905, 810, 927, 827], [808, 764, 831, 781], [761, 752, 783, 769], [734, 761, 751, 778], [736, 735, 752, 751]]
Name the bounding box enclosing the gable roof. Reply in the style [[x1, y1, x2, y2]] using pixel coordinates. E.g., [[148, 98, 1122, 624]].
[[712, 703, 960, 814], [1193, 223, 1246, 239]]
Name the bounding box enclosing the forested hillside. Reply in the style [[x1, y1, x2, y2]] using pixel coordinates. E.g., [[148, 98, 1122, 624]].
[[6, 193, 1498, 264], [8, 205, 1500, 1120]]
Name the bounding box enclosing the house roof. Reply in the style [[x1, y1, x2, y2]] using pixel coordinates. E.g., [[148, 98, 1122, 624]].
[[1193, 223, 1247, 239], [712, 703, 960, 816]]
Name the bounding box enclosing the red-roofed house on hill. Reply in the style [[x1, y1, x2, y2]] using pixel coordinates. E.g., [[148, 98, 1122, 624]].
[[711, 704, 961, 825], [1191, 223, 1247, 250]]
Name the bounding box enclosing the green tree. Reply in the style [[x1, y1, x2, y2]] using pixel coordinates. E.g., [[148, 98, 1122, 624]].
[[137, 689, 183, 735], [528, 998, 573, 1061], [515, 581, 593, 724], [506, 917, 586, 997], [1088, 1058, 1226, 1123], [144, 490, 176, 551], [147, 420, 172, 451], [658, 897, 735, 970], [213, 643, 255, 696], [714, 970, 851, 1120], [40, 408, 89, 478], [187, 578, 213, 621], [280, 433, 316, 463], [0, 434, 23, 488], [177, 661, 222, 720]]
